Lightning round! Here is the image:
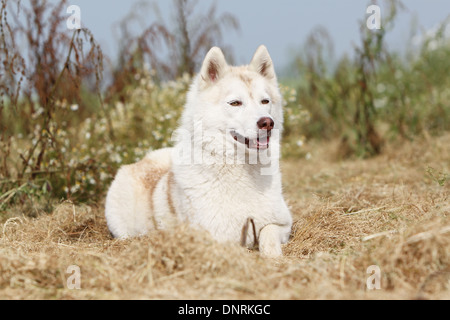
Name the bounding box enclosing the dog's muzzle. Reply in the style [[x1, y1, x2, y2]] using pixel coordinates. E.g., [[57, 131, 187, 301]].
[[230, 117, 274, 150]]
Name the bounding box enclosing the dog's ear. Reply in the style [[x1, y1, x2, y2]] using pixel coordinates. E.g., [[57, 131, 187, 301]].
[[200, 47, 228, 85], [249, 45, 277, 82]]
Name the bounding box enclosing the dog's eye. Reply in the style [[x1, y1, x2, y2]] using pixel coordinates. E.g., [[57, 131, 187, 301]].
[[261, 99, 270, 105], [228, 100, 242, 107]]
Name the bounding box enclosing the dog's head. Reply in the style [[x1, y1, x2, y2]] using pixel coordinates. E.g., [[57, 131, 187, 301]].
[[194, 45, 283, 152], [176, 46, 283, 167]]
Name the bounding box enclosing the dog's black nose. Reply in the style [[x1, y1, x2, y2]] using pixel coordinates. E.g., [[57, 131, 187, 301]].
[[257, 117, 274, 131]]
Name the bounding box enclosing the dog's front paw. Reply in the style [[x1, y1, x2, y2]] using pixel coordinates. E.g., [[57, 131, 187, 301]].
[[259, 242, 282, 258], [259, 224, 283, 258]]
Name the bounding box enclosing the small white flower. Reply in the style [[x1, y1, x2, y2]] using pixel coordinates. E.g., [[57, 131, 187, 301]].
[[70, 104, 79, 111], [376, 83, 386, 93], [100, 172, 109, 181], [70, 185, 80, 194], [374, 97, 388, 109]]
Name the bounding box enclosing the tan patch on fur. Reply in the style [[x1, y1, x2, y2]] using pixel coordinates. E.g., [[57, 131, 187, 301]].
[[238, 74, 253, 87], [167, 171, 177, 216], [232, 67, 256, 99], [132, 158, 169, 191], [130, 158, 170, 227]]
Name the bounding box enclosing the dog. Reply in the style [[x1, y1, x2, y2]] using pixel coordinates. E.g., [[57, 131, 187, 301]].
[[105, 45, 292, 257]]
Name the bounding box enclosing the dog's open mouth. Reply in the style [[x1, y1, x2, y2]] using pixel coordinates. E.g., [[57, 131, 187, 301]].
[[230, 130, 271, 150]]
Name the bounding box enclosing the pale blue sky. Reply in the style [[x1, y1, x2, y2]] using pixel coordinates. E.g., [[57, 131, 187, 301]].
[[67, 0, 450, 73]]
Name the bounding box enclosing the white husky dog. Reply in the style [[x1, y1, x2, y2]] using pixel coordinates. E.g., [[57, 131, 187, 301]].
[[105, 45, 292, 257]]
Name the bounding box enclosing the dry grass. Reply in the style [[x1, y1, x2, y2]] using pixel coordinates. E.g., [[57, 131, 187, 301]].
[[1, 134, 449, 300]]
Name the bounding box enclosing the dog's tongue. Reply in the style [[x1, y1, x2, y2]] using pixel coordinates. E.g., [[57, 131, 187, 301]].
[[258, 137, 269, 147], [250, 136, 269, 149]]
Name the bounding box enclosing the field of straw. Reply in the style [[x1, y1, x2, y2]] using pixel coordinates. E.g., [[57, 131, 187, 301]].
[[0, 134, 449, 300]]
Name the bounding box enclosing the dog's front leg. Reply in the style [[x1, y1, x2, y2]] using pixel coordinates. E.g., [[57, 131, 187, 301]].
[[259, 224, 285, 258]]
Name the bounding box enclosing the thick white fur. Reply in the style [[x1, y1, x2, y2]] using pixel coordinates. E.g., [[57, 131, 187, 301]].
[[105, 45, 292, 257]]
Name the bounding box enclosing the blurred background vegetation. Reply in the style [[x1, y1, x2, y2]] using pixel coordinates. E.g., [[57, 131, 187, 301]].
[[0, 0, 449, 212]]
